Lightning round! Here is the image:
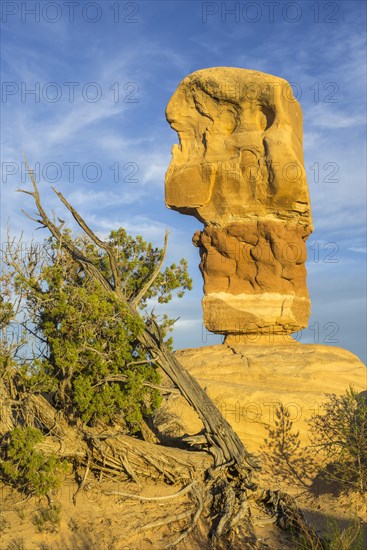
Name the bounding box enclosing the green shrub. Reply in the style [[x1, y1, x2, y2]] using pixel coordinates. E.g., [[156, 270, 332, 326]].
[[32, 503, 62, 533], [294, 518, 363, 550], [6, 537, 25, 550], [309, 387, 367, 493], [6, 227, 191, 432], [262, 402, 316, 488], [0, 427, 69, 497]]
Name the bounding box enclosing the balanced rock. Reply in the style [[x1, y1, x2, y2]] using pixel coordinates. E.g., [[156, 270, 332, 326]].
[[163, 68, 366, 457], [165, 67, 313, 336]]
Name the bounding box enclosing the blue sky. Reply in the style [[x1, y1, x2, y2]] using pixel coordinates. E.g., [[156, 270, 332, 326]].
[[1, 0, 366, 362]]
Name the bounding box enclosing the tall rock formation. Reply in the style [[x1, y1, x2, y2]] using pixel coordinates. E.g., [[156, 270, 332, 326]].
[[163, 68, 366, 454], [165, 67, 313, 337]]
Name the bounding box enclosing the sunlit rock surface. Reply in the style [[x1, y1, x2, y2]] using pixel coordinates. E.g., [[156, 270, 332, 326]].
[[165, 67, 313, 335], [167, 343, 366, 452]]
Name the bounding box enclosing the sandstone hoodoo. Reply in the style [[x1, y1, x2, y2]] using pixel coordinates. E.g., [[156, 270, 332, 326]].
[[165, 67, 313, 337], [164, 67, 366, 457]]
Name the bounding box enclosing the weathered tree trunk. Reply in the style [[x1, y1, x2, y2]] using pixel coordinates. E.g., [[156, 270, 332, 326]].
[[140, 329, 256, 469], [17, 392, 213, 483], [0, 379, 16, 435]]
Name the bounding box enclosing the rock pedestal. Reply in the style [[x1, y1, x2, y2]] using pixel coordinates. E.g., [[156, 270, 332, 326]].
[[167, 343, 366, 452], [165, 67, 313, 336]]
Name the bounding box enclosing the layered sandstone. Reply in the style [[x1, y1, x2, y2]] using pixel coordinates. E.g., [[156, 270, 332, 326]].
[[166, 343, 366, 452], [165, 67, 313, 335], [163, 68, 366, 458]]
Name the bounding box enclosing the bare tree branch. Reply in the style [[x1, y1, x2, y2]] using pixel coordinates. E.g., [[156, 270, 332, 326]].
[[51, 186, 123, 298], [19, 158, 115, 297], [104, 480, 196, 501], [131, 230, 169, 308], [90, 374, 179, 395]]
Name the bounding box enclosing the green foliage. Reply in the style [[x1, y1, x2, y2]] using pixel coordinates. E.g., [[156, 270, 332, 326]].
[[0, 289, 22, 379], [0, 427, 69, 497], [6, 537, 25, 550], [324, 519, 364, 550], [0, 515, 10, 534], [294, 518, 363, 550], [32, 258, 153, 427], [2, 226, 191, 431], [0, 295, 14, 330], [103, 228, 192, 306], [308, 387, 367, 493], [264, 390, 367, 496], [32, 504, 62, 533], [263, 402, 316, 488]]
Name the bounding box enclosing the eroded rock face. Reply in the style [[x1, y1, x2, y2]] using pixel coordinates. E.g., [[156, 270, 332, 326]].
[[164, 343, 367, 453], [165, 67, 313, 335]]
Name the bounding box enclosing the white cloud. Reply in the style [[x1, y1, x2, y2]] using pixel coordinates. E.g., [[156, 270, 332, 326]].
[[306, 105, 365, 129], [1, 2, 365, 362], [66, 188, 144, 208]]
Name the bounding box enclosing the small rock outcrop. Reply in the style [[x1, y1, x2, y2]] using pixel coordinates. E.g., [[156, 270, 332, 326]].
[[165, 67, 312, 336]]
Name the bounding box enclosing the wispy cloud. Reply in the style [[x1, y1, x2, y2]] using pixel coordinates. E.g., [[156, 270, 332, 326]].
[[1, 1, 365, 361], [349, 247, 367, 254], [306, 105, 365, 129]]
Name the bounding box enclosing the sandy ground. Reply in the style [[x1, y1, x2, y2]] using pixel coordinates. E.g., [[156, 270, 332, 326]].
[[1, 468, 366, 549]]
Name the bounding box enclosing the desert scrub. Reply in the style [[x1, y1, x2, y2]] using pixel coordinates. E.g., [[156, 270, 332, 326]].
[[4, 226, 191, 432], [0, 514, 10, 533], [6, 537, 25, 550], [0, 427, 69, 497], [294, 517, 364, 550], [262, 402, 316, 488], [309, 387, 367, 494], [32, 503, 62, 533]]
